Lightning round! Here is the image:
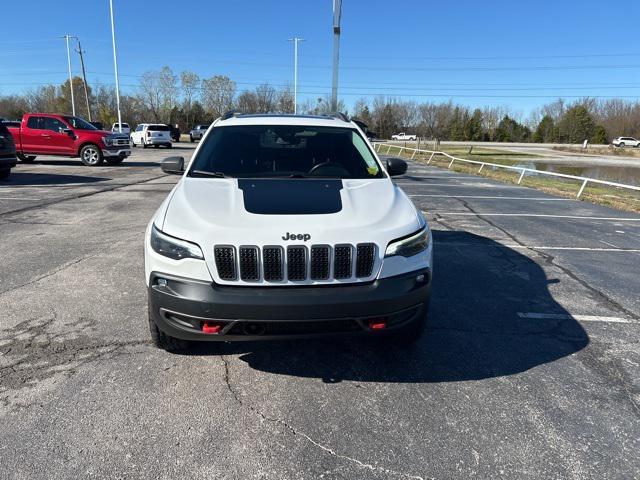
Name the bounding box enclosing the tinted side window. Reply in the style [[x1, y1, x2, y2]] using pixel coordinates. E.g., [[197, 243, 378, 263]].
[[0, 124, 9, 135], [27, 116, 43, 129], [42, 117, 67, 132]]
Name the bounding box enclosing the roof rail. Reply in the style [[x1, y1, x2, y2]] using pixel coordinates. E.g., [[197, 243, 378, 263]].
[[221, 110, 242, 120], [331, 112, 350, 122]]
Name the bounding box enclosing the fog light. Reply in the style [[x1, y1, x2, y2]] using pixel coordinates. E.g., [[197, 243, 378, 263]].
[[415, 274, 425, 283], [157, 278, 168, 287]]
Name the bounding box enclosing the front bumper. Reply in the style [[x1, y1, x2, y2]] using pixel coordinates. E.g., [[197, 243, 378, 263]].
[[148, 269, 431, 341], [103, 148, 131, 158]]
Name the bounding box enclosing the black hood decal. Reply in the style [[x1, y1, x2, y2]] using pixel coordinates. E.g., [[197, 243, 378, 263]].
[[238, 179, 343, 215]]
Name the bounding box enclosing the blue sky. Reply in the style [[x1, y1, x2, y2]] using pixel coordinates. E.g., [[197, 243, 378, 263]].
[[1, 0, 640, 116]]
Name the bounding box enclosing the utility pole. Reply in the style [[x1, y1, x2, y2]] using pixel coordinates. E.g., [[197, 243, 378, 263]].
[[331, 0, 342, 112], [75, 39, 92, 121], [109, 0, 123, 132], [62, 35, 76, 116], [287, 37, 304, 114]]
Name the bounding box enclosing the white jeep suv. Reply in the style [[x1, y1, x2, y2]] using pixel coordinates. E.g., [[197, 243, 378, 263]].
[[612, 136, 640, 148], [144, 112, 433, 351]]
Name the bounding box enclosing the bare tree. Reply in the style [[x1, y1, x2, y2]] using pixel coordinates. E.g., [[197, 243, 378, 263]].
[[255, 84, 277, 113], [139, 71, 162, 122], [25, 85, 58, 113], [276, 87, 295, 113], [158, 66, 178, 123], [180, 71, 200, 128], [236, 91, 258, 113], [201, 75, 236, 118]]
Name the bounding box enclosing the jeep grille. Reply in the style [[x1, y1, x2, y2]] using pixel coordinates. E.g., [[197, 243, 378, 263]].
[[213, 243, 377, 283]]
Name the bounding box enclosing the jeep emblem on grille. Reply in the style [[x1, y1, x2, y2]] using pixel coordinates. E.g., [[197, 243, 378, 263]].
[[282, 232, 311, 241]]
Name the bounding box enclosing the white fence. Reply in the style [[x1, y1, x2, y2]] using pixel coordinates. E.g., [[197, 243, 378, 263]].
[[374, 143, 640, 199]]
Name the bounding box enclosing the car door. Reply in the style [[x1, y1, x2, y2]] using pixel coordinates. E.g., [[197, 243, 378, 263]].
[[21, 116, 52, 154], [41, 117, 75, 155]]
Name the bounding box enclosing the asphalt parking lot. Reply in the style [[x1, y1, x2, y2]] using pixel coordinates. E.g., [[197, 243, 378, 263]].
[[0, 144, 639, 479]]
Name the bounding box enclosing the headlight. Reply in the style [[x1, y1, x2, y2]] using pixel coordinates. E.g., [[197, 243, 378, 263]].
[[102, 136, 114, 146], [150, 224, 204, 260], [385, 227, 430, 258]]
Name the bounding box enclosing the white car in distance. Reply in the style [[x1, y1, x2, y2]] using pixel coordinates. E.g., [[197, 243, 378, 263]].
[[391, 132, 417, 141], [112, 122, 131, 135], [612, 137, 640, 148], [131, 124, 173, 148]]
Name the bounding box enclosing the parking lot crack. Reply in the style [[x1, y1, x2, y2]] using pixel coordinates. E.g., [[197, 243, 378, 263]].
[[220, 355, 431, 480]]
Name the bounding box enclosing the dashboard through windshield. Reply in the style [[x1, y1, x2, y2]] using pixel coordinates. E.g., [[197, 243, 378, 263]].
[[188, 125, 384, 179]]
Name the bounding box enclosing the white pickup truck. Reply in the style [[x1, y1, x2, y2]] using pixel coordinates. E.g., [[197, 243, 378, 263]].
[[391, 132, 417, 141], [612, 136, 640, 148]]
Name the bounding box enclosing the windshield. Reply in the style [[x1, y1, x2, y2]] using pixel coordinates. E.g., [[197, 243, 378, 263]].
[[63, 116, 97, 130], [189, 125, 384, 179]]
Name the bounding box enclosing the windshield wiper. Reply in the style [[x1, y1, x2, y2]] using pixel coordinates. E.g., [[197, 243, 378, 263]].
[[190, 170, 229, 178]]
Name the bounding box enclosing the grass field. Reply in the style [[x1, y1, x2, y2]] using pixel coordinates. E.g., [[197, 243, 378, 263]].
[[381, 145, 640, 213]]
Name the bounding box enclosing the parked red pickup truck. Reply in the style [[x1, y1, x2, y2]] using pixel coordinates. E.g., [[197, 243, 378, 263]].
[[7, 113, 131, 166]]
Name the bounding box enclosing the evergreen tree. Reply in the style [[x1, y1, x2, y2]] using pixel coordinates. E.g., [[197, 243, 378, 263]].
[[558, 105, 595, 143], [495, 115, 531, 142], [464, 109, 484, 141], [533, 115, 558, 143], [591, 125, 609, 144]]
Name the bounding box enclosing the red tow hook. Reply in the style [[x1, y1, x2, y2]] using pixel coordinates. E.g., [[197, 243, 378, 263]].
[[202, 322, 222, 334], [367, 318, 388, 330]]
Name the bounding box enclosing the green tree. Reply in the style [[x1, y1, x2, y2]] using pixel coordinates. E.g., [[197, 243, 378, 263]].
[[447, 107, 468, 141], [591, 125, 608, 144], [464, 109, 484, 141], [533, 115, 558, 143], [495, 115, 531, 142], [558, 105, 595, 143]]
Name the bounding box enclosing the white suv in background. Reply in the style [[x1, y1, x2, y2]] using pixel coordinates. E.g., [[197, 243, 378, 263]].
[[144, 112, 433, 351], [189, 124, 210, 142], [131, 124, 173, 148], [612, 136, 640, 148], [112, 122, 131, 134]]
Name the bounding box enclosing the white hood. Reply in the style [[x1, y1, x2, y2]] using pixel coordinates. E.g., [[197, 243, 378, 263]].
[[160, 177, 421, 285]]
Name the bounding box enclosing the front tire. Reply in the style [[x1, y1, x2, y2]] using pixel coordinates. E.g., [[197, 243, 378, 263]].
[[619, 142, 625, 148], [17, 154, 36, 162], [0, 169, 10, 180], [148, 311, 189, 352], [190, 135, 194, 143], [80, 144, 103, 166]]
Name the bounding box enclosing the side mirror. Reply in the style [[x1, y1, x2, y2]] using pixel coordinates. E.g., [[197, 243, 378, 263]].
[[386, 157, 407, 177], [60, 127, 74, 137], [161, 156, 185, 175]]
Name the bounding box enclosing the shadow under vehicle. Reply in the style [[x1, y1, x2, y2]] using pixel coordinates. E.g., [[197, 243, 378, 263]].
[[184, 231, 588, 385]]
